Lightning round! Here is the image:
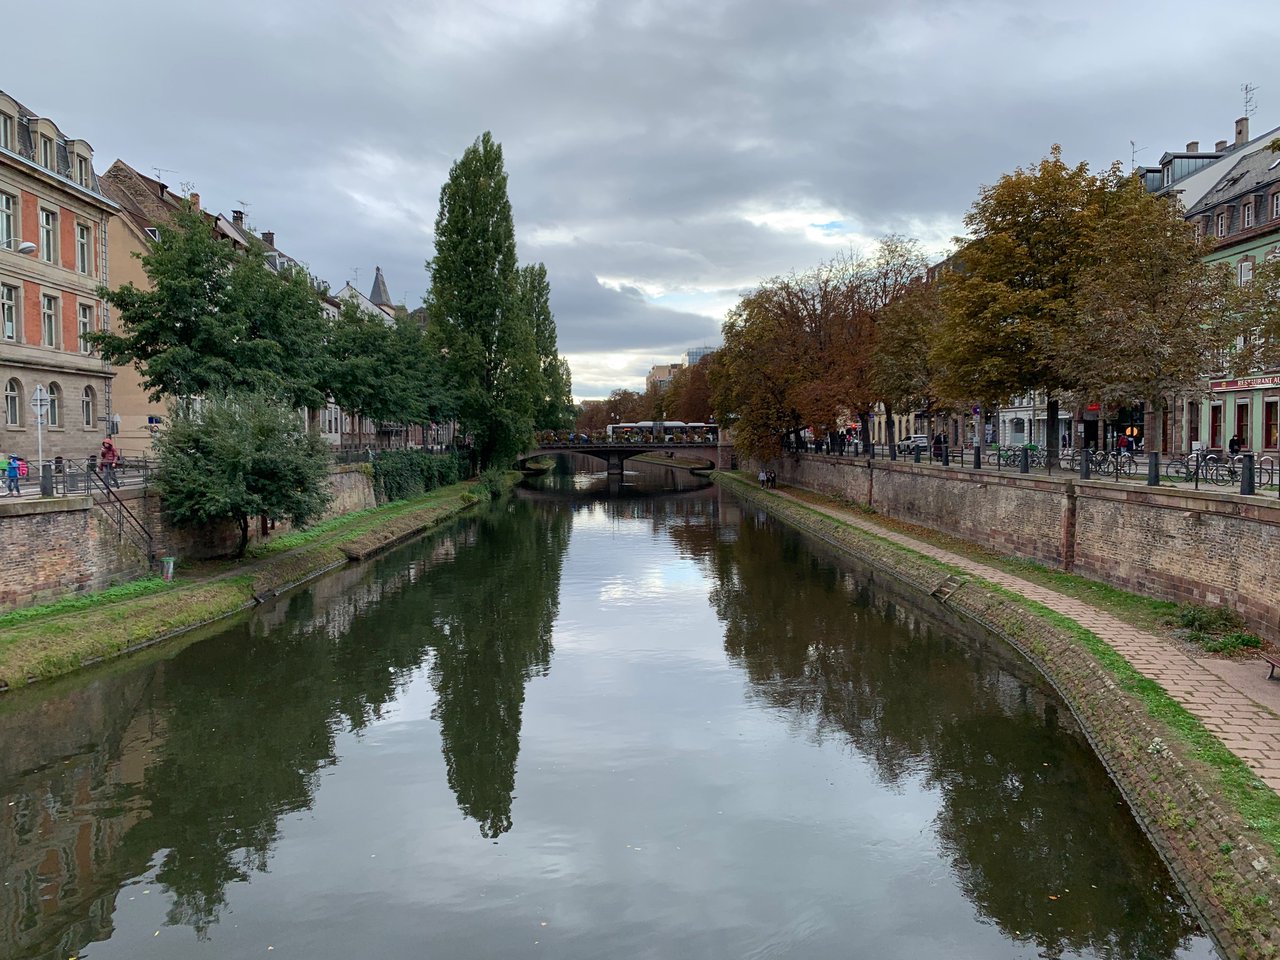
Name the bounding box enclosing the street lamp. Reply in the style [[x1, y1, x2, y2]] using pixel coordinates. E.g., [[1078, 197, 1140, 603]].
[[1, 237, 37, 255]]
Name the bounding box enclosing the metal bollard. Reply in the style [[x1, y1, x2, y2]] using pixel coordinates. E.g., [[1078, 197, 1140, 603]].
[[40, 462, 54, 497], [1241, 453, 1255, 496], [942, 445, 950, 467], [1147, 452, 1160, 486], [1079, 453, 1090, 480], [973, 446, 981, 470], [889, 442, 897, 461], [1019, 447, 1029, 474], [913, 447, 921, 464]]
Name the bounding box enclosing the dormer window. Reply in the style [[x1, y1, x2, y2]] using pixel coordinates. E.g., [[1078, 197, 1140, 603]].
[[1273, 193, 1280, 221], [0, 113, 12, 151], [1217, 212, 1227, 237], [40, 135, 54, 170], [1243, 202, 1254, 229], [1163, 165, 1173, 187], [76, 154, 91, 187], [145, 227, 160, 242]]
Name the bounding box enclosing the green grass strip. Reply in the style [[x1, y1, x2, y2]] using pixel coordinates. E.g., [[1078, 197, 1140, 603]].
[[0, 576, 178, 630]]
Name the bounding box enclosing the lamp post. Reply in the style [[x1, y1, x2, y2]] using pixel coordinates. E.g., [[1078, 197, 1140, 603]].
[[1, 238, 38, 255]]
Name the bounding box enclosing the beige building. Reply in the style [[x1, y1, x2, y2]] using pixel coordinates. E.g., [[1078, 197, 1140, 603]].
[[1, 89, 118, 464]]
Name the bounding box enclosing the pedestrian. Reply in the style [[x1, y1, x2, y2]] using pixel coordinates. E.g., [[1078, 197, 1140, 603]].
[[1061, 431, 1069, 451], [1228, 434, 1241, 456], [767, 470, 776, 489], [758, 468, 767, 488], [5, 453, 19, 496], [100, 438, 121, 489]]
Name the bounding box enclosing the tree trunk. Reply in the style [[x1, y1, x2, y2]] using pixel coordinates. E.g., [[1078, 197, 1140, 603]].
[[236, 514, 250, 559], [858, 411, 872, 456], [1047, 395, 1060, 464], [885, 402, 896, 459], [1147, 396, 1165, 455]]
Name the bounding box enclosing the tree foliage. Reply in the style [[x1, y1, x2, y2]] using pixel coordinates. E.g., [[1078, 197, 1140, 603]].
[[518, 263, 575, 431], [153, 392, 331, 557], [665, 355, 715, 422], [429, 132, 543, 469], [95, 205, 327, 409]]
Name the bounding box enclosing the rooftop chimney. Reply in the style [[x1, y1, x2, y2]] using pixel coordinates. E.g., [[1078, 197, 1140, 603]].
[[1235, 116, 1249, 146], [1185, 141, 1199, 153], [188, 192, 200, 210], [261, 230, 275, 248], [232, 209, 244, 227], [1215, 139, 1228, 152], [158, 182, 168, 199]]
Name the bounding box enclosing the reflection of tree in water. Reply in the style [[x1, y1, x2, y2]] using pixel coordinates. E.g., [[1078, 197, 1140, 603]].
[[104, 501, 567, 934], [705, 512, 1203, 960], [421, 500, 569, 837]]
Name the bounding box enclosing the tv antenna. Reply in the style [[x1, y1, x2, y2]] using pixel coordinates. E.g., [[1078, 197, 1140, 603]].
[[1129, 140, 1147, 171], [236, 200, 252, 227], [351, 267, 360, 288], [1242, 82, 1259, 119], [152, 166, 176, 182]]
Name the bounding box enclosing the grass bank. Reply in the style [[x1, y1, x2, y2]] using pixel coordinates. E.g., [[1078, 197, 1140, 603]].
[[0, 480, 489, 691]]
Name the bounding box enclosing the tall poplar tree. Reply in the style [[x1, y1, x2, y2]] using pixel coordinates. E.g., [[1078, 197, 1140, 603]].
[[428, 132, 539, 470], [517, 262, 574, 431]]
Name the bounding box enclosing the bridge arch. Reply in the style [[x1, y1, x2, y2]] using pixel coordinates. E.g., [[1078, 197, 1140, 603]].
[[517, 442, 717, 475]]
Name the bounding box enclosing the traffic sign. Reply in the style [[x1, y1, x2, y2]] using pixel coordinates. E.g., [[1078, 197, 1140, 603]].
[[29, 383, 49, 413]]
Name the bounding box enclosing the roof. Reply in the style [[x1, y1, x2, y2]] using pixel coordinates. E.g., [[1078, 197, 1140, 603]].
[[369, 266, 394, 307], [99, 160, 188, 235], [0, 88, 112, 205], [1185, 144, 1280, 217], [1163, 125, 1280, 210]]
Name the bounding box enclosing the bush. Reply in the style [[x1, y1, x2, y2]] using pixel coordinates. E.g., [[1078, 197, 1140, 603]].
[[371, 450, 465, 503], [1174, 603, 1245, 633], [474, 466, 510, 500]]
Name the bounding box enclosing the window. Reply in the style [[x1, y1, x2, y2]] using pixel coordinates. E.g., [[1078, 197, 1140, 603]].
[[1210, 404, 1223, 449], [1273, 193, 1280, 221], [76, 224, 91, 274], [46, 382, 61, 428], [75, 155, 90, 188], [0, 284, 15, 341], [0, 113, 12, 151], [41, 294, 58, 346], [1239, 259, 1254, 285], [1235, 401, 1250, 449], [4, 378, 20, 427], [39, 209, 57, 263], [1163, 165, 1173, 186], [0, 191, 13, 244], [81, 387, 95, 428], [1192, 222, 1201, 242], [144, 227, 160, 242], [40, 136, 53, 170], [78, 303, 94, 353], [1266, 400, 1279, 450], [1243, 202, 1254, 229], [1188, 401, 1200, 444], [1216, 212, 1227, 237]]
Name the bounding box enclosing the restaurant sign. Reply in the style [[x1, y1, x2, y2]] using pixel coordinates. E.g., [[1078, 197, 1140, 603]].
[[1211, 374, 1280, 392]]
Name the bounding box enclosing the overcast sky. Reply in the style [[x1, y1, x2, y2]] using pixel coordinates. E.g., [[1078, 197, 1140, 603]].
[[8, 0, 1280, 400]]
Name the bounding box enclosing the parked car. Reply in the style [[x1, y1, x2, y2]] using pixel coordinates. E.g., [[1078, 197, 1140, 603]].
[[896, 435, 930, 454]]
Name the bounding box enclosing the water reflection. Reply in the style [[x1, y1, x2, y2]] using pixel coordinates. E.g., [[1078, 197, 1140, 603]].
[[0, 475, 1214, 960], [700, 512, 1206, 960]]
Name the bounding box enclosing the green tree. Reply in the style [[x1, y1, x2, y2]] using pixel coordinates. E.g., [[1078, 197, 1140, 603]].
[[94, 205, 328, 409], [873, 277, 945, 436], [517, 262, 574, 430], [666, 355, 715, 423], [428, 132, 540, 469], [153, 392, 331, 557]]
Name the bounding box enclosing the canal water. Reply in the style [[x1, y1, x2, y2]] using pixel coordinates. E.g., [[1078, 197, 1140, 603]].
[[0, 461, 1217, 959]]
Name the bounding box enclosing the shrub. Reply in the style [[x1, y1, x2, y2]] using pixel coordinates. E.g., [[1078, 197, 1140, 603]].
[[371, 450, 466, 503], [1174, 603, 1245, 633]]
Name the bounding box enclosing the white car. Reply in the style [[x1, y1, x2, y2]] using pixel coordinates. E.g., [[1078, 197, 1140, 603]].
[[896, 435, 930, 454]]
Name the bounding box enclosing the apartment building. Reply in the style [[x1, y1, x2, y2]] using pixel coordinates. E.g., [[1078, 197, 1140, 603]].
[[0, 90, 117, 462]]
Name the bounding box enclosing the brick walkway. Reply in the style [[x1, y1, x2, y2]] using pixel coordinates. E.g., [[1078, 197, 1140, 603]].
[[777, 490, 1280, 792]]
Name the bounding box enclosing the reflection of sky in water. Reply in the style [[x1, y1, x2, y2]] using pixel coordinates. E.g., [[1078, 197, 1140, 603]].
[[0, 478, 1216, 960]]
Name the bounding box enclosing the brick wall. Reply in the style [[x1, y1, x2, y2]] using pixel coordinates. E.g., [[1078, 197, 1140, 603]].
[[0, 465, 377, 613], [758, 453, 1280, 640]]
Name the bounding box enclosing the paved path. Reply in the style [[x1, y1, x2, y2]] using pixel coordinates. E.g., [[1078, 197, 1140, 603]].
[[775, 489, 1280, 792]]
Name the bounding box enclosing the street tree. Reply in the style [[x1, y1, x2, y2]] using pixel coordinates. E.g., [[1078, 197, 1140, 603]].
[[153, 392, 331, 558], [517, 263, 575, 431], [1070, 173, 1236, 452], [95, 205, 328, 409], [933, 146, 1102, 458], [1228, 254, 1280, 375], [428, 132, 541, 470], [666, 355, 715, 423], [873, 277, 945, 439]]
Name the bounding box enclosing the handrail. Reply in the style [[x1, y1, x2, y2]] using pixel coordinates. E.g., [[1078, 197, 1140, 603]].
[[85, 469, 155, 563]]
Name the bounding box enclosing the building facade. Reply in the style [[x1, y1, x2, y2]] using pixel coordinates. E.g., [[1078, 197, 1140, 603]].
[[0, 90, 118, 464]]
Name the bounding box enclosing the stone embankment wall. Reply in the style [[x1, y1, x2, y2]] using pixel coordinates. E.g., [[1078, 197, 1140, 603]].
[[757, 453, 1280, 641], [719, 473, 1280, 960], [0, 465, 376, 613]]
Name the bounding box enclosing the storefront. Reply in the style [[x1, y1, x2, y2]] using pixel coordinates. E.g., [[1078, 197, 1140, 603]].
[[1202, 374, 1280, 454]]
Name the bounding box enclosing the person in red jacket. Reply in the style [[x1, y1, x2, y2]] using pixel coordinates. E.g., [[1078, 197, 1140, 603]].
[[100, 438, 120, 488]]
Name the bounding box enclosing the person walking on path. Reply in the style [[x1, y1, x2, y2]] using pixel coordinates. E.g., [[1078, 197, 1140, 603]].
[[758, 468, 768, 488], [5, 453, 19, 496], [100, 438, 121, 489], [1229, 434, 1242, 456]]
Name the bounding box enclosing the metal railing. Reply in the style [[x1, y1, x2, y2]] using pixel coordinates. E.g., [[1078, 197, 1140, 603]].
[[83, 467, 155, 563]]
